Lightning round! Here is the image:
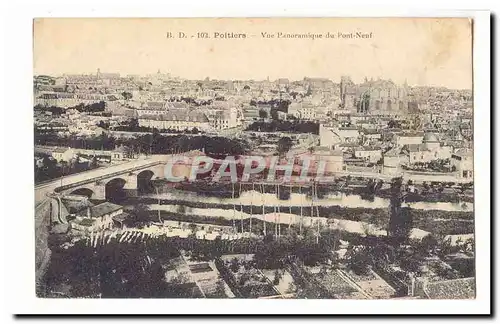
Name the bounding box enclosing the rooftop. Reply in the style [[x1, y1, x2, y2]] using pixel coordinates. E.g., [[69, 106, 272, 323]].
[[423, 132, 440, 143], [77, 202, 123, 219], [139, 109, 209, 122]]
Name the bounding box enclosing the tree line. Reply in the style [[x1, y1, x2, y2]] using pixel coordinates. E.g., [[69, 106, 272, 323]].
[[34, 101, 106, 115], [34, 130, 250, 157], [246, 120, 319, 134]]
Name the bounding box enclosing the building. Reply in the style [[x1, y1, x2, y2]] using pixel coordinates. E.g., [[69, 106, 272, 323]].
[[43, 147, 76, 162], [208, 108, 239, 130], [361, 129, 382, 142], [383, 147, 409, 175], [303, 77, 334, 90], [402, 133, 453, 165], [72, 202, 124, 232], [396, 132, 425, 146], [138, 109, 210, 132], [297, 146, 345, 174], [73, 148, 126, 161], [319, 124, 342, 149], [337, 127, 360, 144], [135, 101, 189, 117], [319, 124, 362, 148], [242, 105, 260, 121], [288, 102, 317, 120], [451, 148, 473, 179], [34, 92, 113, 108], [354, 146, 383, 164], [340, 76, 412, 113]]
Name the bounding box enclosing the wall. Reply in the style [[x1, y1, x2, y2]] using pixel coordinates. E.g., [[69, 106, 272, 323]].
[[35, 199, 52, 296]]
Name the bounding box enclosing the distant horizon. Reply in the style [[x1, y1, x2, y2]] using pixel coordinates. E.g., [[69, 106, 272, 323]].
[[34, 70, 472, 91]]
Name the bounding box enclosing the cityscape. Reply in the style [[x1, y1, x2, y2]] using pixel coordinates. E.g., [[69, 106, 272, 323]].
[[33, 18, 474, 300]]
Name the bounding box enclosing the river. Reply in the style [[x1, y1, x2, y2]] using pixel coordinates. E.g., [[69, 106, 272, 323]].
[[143, 190, 474, 212]]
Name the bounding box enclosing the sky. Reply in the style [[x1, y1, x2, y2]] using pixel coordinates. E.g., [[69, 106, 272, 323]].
[[33, 18, 473, 89]]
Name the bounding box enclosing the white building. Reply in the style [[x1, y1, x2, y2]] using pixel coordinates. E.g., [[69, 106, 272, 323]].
[[354, 146, 383, 163], [288, 102, 317, 120], [403, 133, 453, 164], [208, 108, 239, 130], [72, 202, 124, 233], [383, 147, 409, 175], [451, 148, 473, 179], [138, 109, 210, 132], [396, 132, 425, 146]]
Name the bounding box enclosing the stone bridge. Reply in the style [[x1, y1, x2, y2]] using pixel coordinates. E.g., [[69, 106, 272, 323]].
[[34, 155, 172, 293], [35, 155, 172, 204]]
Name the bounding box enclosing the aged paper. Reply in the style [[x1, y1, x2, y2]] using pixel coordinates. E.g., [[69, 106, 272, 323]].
[[33, 18, 475, 301]]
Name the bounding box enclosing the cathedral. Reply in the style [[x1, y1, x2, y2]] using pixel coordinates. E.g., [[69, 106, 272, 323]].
[[340, 76, 413, 113]]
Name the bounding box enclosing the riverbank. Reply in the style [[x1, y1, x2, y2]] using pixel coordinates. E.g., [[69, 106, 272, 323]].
[[123, 197, 474, 235]]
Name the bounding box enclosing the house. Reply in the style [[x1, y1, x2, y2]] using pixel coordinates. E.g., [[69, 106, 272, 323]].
[[50, 147, 76, 162], [396, 132, 425, 146], [354, 146, 383, 164], [242, 106, 260, 121], [361, 129, 382, 141], [402, 133, 453, 164], [451, 148, 473, 179], [337, 127, 360, 143], [383, 147, 409, 175], [73, 148, 126, 161], [288, 102, 317, 120], [208, 108, 239, 130], [297, 146, 345, 174], [71, 202, 124, 232]]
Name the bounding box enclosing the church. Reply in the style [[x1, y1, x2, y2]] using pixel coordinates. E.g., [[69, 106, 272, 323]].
[[340, 76, 416, 113]]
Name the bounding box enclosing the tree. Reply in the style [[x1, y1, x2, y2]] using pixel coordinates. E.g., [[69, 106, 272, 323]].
[[131, 204, 151, 225], [273, 269, 282, 285], [188, 223, 198, 233], [419, 234, 439, 256], [121, 92, 133, 100], [347, 247, 371, 275], [277, 137, 293, 156], [400, 256, 421, 275], [388, 177, 412, 244], [230, 258, 239, 273], [387, 120, 401, 129]]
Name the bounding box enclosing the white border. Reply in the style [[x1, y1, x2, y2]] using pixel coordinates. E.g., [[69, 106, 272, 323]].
[[2, 1, 491, 317]]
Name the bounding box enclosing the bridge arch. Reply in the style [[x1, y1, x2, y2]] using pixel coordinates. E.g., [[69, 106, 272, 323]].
[[69, 188, 95, 198], [137, 169, 156, 194], [105, 177, 127, 203]]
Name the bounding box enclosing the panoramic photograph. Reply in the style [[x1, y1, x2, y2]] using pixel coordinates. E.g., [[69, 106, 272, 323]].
[[33, 18, 474, 299]]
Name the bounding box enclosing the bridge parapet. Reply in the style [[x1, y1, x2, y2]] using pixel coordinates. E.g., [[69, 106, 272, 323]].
[[53, 160, 164, 194]]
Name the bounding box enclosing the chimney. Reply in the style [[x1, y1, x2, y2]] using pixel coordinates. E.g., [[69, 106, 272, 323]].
[[87, 207, 92, 219]]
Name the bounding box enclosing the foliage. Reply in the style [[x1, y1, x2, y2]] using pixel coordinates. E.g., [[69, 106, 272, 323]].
[[121, 91, 133, 100], [246, 120, 319, 134], [277, 137, 293, 155], [34, 130, 250, 157]]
